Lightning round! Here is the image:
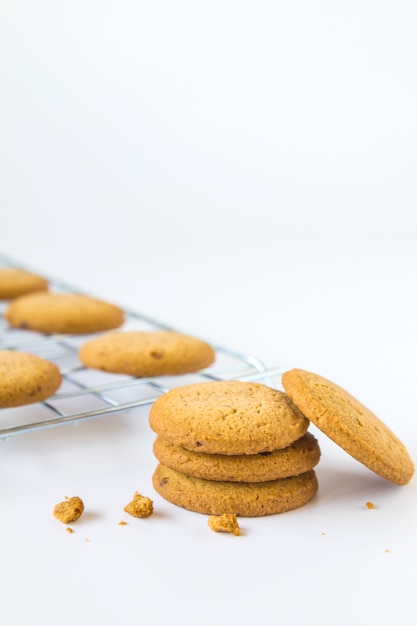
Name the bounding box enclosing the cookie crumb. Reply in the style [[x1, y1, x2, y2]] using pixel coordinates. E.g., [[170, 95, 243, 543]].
[[208, 513, 241, 536], [118, 520, 128, 526], [385, 549, 391, 553], [66, 527, 73, 534], [53, 496, 85, 523], [366, 501, 375, 509], [321, 532, 326, 536], [123, 492, 154, 518]]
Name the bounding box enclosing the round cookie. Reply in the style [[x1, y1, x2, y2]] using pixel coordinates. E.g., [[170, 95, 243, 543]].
[[78, 330, 215, 377], [0, 268, 48, 300], [149, 380, 309, 455], [282, 368, 414, 485], [153, 432, 321, 482], [0, 350, 62, 408], [152, 464, 318, 516], [5, 292, 124, 335]]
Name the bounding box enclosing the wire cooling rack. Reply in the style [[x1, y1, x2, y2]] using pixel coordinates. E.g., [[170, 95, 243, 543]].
[[0, 254, 282, 439]]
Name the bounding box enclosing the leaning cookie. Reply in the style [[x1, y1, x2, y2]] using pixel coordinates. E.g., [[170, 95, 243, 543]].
[[282, 368, 414, 485], [149, 380, 309, 455], [78, 330, 215, 377], [152, 464, 318, 516], [5, 292, 124, 334], [0, 268, 48, 300], [153, 432, 320, 482], [0, 350, 62, 408]]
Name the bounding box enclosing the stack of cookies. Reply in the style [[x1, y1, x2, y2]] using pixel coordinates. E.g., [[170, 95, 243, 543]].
[[150, 371, 414, 519], [149, 380, 321, 517]]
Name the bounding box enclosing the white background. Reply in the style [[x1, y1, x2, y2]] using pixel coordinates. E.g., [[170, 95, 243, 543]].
[[1, 2, 416, 625]]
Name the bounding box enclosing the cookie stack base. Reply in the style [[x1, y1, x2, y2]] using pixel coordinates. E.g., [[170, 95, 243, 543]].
[[152, 464, 318, 517]]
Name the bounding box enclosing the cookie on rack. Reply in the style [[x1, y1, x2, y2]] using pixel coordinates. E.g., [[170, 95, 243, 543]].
[[153, 432, 320, 482], [152, 464, 318, 516], [149, 380, 310, 455], [78, 330, 215, 377], [0, 350, 62, 408], [281, 368, 414, 485], [4, 292, 124, 335], [0, 268, 48, 300]]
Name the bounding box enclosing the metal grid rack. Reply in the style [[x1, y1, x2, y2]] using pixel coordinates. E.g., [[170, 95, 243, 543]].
[[0, 254, 282, 439]]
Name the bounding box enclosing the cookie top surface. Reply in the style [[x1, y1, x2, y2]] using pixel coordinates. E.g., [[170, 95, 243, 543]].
[[5, 292, 124, 334], [0, 350, 62, 407], [149, 380, 309, 455], [0, 268, 48, 300], [282, 368, 414, 485], [152, 464, 318, 516], [153, 432, 320, 482], [78, 330, 215, 377]]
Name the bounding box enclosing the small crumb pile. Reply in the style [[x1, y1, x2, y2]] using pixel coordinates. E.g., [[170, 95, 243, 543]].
[[208, 513, 241, 536], [53, 496, 84, 524], [124, 492, 154, 518]]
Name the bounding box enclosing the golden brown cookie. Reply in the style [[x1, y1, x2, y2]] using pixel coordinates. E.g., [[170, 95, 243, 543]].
[[5, 292, 124, 334], [0, 268, 48, 300], [282, 368, 414, 485], [149, 381, 309, 455], [0, 350, 62, 407], [153, 432, 320, 482], [78, 330, 215, 377], [152, 464, 318, 516]]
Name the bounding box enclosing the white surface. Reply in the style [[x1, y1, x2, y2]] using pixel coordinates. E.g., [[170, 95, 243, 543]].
[[1, 2, 416, 625]]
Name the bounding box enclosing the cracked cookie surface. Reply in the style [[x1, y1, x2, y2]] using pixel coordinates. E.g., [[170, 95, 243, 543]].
[[79, 330, 215, 376], [0, 350, 62, 407], [153, 464, 318, 516], [5, 292, 124, 334], [149, 380, 309, 455], [282, 368, 414, 485], [153, 432, 320, 482]]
